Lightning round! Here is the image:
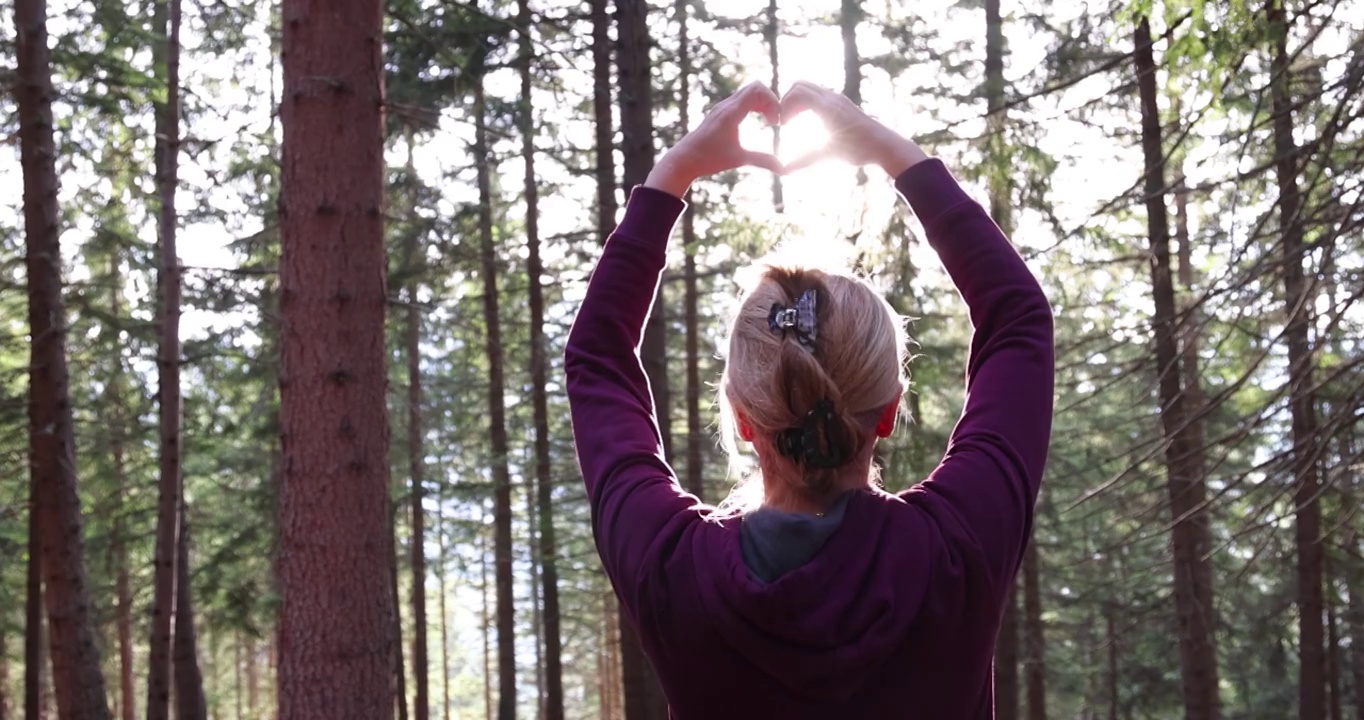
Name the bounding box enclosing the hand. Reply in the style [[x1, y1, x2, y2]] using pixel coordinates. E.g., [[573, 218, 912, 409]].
[[779, 81, 929, 177], [645, 82, 785, 198]]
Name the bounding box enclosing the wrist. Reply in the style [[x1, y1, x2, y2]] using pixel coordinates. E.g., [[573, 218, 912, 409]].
[[870, 126, 930, 178], [644, 156, 694, 199]]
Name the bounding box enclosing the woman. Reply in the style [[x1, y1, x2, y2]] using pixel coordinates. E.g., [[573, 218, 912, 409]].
[[566, 80, 1054, 718]]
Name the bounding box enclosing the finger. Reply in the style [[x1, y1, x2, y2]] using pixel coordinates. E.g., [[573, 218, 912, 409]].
[[723, 81, 781, 126], [740, 150, 785, 175], [779, 82, 824, 121]]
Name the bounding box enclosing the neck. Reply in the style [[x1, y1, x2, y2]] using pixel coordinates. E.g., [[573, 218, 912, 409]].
[[760, 457, 875, 514]]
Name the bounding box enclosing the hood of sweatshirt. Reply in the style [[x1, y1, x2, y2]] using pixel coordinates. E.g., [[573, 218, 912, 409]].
[[691, 488, 942, 703]]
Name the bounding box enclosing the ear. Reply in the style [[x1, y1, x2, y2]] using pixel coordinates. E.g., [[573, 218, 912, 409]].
[[736, 409, 756, 442], [875, 392, 902, 439]]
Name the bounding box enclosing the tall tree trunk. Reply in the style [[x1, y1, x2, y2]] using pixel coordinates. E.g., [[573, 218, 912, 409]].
[[1329, 570, 1343, 720], [277, 0, 395, 711], [840, 0, 867, 188], [1348, 578, 1364, 720], [480, 528, 493, 720], [603, 591, 622, 720], [518, 3, 565, 715], [1173, 177, 1207, 461], [526, 486, 544, 719], [473, 43, 518, 720], [403, 132, 430, 720], [1134, 16, 1221, 720], [984, 1, 1018, 715], [246, 637, 258, 720], [676, 0, 704, 501], [436, 491, 450, 720], [592, 0, 617, 243], [840, 0, 862, 104], [25, 465, 40, 720], [1266, 2, 1325, 717], [764, 0, 783, 211], [388, 506, 410, 720], [1023, 544, 1046, 720], [107, 256, 137, 720], [147, 0, 185, 711], [172, 502, 207, 720], [592, 9, 623, 714], [233, 636, 242, 720], [615, 2, 670, 717], [17, 0, 113, 709]]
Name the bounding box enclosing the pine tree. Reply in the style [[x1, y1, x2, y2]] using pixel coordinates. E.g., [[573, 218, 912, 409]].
[[276, 0, 395, 712]]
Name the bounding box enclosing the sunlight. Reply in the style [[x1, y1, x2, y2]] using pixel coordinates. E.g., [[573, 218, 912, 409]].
[[777, 112, 832, 167], [737, 110, 830, 168]]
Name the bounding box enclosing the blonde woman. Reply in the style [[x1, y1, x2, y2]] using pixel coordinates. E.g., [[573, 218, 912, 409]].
[[566, 81, 1054, 718]]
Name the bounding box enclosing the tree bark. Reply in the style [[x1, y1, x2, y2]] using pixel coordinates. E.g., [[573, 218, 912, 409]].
[[518, 3, 565, 715], [147, 0, 185, 711], [592, 0, 617, 244], [403, 132, 430, 720], [246, 636, 258, 720], [1173, 177, 1207, 466], [1266, 3, 1325, 718], [172, 502, 207, 720], [1328, 568, 1342, 720], [436, 489, 450, 720], [592, 6, 623, 716], [840, 0, 867, 188], [17, 0, 113, 709], [840, 0, 862, 105], [1348, 577, 1364, 720], [1023, 543, 1046, 720], [984, 2, 1018, 715], [480, 529, 493, 720], [25, 480, 39, 720], [277, 0, 395, 712], [107, 256, 137, 720], [764, 0, 783, 211], [472, 42, 518, 720], [677, 0, 704, 501], [1134, 16, 1221, 719], [233, 636, 242, 720], [388, 506, 409, 720], [614, 2, 670, 717]]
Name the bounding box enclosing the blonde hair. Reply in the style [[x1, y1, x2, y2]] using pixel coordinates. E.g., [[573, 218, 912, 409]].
[[715, 257, 909, 516]]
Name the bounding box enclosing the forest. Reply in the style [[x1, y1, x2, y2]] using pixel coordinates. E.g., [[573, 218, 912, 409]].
[[3, 0, 1364, 717]]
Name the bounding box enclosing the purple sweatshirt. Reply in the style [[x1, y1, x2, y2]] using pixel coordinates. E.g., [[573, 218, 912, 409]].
[[565, 159, 1055, 718]]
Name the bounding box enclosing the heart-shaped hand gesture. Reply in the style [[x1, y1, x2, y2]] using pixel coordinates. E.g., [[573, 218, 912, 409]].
[[645, 81, 927, 198], [778, 81, 926, 176], [645, 81, 784, 197]]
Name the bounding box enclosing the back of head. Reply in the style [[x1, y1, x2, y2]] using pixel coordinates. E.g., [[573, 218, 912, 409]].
[[719, 260, 908, 510]]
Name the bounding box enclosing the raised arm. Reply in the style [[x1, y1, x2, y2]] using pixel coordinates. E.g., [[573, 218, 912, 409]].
[[565, 82, 784, 612], [897, 159, 1054, 593], [564, 186, 697, 607], [779, 81, 1054, 592]]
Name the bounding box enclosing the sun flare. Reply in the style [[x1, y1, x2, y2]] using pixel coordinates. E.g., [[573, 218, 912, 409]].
[[739, 112, 833, 168]]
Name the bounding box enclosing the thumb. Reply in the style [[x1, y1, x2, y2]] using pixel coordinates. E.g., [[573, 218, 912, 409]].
[[741, 150, 786, 175]]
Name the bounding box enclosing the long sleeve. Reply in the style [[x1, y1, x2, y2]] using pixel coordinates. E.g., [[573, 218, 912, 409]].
[[896, 159, 1055, 594], [565, 186, 699, 615]]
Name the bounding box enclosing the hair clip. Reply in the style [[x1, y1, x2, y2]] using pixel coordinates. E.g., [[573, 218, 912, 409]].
[[767, 288, 818, 351], [774, 398, 850, 469]]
